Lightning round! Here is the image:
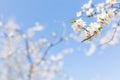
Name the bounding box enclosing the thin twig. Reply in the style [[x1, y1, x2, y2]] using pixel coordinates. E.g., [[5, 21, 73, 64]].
[[37, 22, 67, 65], [81, 34, 95, 43], [37, 36, 64, 65], [27, 64, 34, 80], [24, 39, 33, 80], [102, 27, 118, 45]]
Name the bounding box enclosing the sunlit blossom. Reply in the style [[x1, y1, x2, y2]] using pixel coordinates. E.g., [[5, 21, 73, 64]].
[[72, 18, 86, 32], [84, 22, 101, 39]]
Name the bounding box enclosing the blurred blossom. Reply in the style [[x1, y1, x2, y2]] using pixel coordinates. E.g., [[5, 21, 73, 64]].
[[82, 0, 93, 11], [86, 43, 96, 56], [27, 23, 44, 38], [106, 0, 116, 4], [51, 32, 57, 37], [96, 3, 105, 12], [0, 19, 72, 80], [50, 49, 73, 61], [69, 77, 74, 80], [33, 22, 44, 31], [86, 8, 94, 16], [38, 38, 47, 45], [5, 19, 20, 30], [76, 11, 82, 17], [0, 21, 3, 26]]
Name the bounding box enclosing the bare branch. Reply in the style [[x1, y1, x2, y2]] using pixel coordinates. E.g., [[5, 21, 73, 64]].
[[37, 34, 64, 65], [81, 34, 95, 43], [102, 26, 118, 45], [24, 39, 33, 80], [27, 64, 34, 80], [37, 22, 67, 65]]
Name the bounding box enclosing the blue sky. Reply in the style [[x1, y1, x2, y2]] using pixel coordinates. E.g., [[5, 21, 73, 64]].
[[0, 0, 120, 80]]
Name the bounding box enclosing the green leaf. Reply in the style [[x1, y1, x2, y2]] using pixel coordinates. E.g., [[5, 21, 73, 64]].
[[71, 18, 76, 24], [98, 26, 103, 31]]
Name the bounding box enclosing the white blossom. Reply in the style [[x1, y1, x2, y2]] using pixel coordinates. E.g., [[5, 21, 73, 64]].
[[33, 22, 44, 31], [51, 32, 57, 37], [106, 0, 116, 4], [50, 49, 73, 61], [76, 11, 82, 17], [82, 0, 93, 11], [85, 22, 101, 36], [5, 19, 20, 30], [86, 8, 94, 16], [86, 43, 96, 56], [97, 10, 114, 24], [96, 3, 105, 12], [0, 21, 3, 26], [0, 19, 73, 80], [72, 18, 86, 32]]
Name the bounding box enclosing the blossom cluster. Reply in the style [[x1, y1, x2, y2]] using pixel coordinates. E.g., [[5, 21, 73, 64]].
[[0, 20, 73, 80], [72, 0, 118, 42]]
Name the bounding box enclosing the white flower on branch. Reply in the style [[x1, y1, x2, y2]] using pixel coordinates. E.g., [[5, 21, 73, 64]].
[[86, 8, 94, 16], [72, 18, 86, 32], [71, 0, 120, 44], [97, 10, 114, 24], [87, 22, 101, 35], [82, 0, 93, 11], [96, 3, 105, 12]]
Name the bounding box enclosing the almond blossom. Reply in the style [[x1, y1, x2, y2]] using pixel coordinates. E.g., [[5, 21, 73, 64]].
[[96, 3, 105, 12], [71, 0, 119, 43], [72, 18, 86, 32], [86, 8, 94, 16], [83, 22, 102, 41], [82, 0, 93, 11], [97, 10, 114, 24]]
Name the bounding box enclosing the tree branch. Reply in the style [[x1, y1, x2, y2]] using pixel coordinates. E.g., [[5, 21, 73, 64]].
[[102, 26, 118, 45], [81, 34, 95, 43], [37, 22, 67, 65]]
